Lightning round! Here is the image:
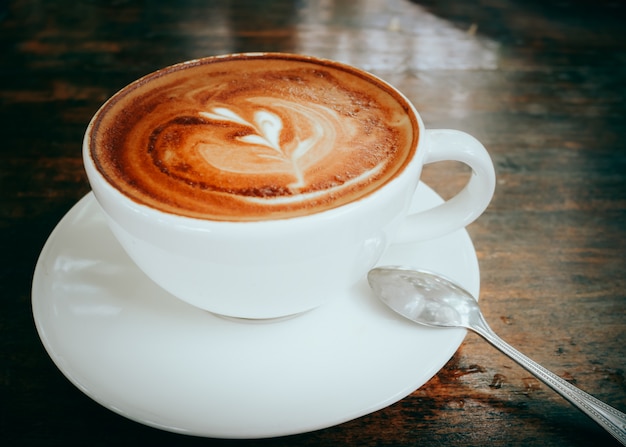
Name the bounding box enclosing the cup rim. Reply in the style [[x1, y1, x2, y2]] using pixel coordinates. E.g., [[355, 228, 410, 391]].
[[83, 52, 426, 228]]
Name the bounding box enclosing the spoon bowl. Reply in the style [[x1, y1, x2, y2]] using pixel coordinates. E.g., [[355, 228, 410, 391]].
[[368, 266, 626, 446], [368, 266, 480, 329]]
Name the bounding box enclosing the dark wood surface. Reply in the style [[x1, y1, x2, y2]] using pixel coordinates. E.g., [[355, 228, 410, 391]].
[[2, 0, 625, 445]]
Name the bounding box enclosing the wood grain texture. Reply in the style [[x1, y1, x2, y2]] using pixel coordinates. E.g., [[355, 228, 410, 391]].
[[2, 0, 625, 445]]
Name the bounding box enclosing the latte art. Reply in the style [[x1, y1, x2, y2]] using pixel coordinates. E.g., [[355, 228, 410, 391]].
[[193, 98, 343, 191], [89, 54, 417, 221]]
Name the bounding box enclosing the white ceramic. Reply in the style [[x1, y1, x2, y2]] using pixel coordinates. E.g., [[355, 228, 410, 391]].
[[32, 184, 479, 439], [83, 54, 495, 319]]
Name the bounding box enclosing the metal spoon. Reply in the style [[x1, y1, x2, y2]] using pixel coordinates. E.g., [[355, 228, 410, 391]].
[[367, 266, 626, 445]]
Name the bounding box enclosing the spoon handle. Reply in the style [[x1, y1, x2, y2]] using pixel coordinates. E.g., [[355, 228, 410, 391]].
[[471, 315, 626, 445]]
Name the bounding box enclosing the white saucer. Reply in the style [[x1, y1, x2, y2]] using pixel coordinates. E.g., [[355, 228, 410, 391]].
[[32, 183, 479, 439]]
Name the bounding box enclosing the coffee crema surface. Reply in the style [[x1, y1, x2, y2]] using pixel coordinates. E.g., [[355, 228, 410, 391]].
[[89, 54, 418, 221]]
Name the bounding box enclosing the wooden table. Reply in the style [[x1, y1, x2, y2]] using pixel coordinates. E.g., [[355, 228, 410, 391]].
[[2, 0, 625, 445]]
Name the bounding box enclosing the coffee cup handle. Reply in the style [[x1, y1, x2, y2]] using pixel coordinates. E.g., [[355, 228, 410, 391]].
[[394, 129, 496, 243]]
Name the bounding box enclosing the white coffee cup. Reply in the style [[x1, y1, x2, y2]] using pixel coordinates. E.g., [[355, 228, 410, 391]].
[[83, 53, 495, 319]]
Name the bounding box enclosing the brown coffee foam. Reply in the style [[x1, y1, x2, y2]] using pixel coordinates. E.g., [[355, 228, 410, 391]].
[[90, 54, 417, 221]]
